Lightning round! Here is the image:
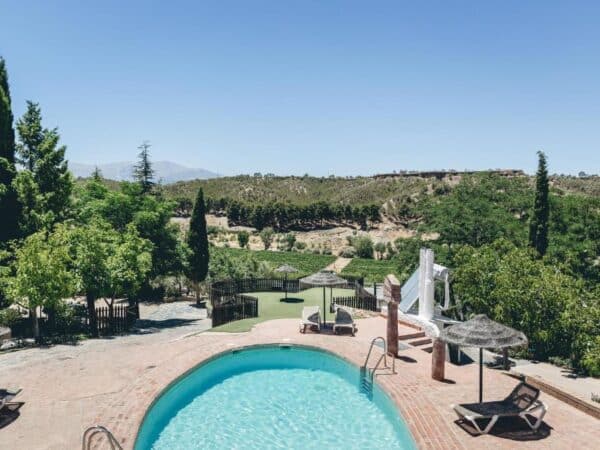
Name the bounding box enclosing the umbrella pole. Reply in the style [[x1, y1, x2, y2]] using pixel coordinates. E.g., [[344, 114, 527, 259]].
[[323, 286, 326, 326], [285, 274, 288, 300], [479, 347, 483, 403]]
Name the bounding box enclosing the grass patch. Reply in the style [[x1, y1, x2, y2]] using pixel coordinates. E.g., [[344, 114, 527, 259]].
[[341, 258, 399, 282], [210, 287, 354, 332], [215, 247, 336, 277]]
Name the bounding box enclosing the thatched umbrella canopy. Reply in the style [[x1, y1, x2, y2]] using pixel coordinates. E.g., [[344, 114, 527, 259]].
[[439, 314, 527, 402], [275, 264, 298, 299], [299, 270, 347, 324]]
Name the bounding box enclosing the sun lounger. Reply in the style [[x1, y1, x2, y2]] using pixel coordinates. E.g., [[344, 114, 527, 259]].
[[0, 388, 22, 412], [333, 307, 356, 336], [452, 381, 547, 435], [299, 306, 321, 333]]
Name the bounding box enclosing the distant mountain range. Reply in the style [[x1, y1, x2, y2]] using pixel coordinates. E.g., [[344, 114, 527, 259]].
[[70, 161, 219, 184]]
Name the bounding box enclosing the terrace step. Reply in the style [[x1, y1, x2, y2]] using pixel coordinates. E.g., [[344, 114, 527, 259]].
[[421, 346, 433, 354], [398, 331, 425, 341], [407, 337, 433, 347]]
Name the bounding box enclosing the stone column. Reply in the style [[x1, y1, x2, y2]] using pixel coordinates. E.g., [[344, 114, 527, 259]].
[[384, 274, 401, 357], [431, 338, 446, 381]]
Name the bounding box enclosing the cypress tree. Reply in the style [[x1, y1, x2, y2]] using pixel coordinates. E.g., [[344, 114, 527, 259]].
[[186, 188, 209, 298], [529, 151, 550, 256], [0, 57, 20, 244], [133, 141, 154, 194]]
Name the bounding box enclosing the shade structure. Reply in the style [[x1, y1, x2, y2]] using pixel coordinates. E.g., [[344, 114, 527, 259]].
[[439, 314, 528, 403], [299, 270, 347, 324], [275, 264, 298, 299]]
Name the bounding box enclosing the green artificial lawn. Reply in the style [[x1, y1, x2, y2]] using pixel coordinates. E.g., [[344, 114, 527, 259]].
[[210, 287, 354, 332]]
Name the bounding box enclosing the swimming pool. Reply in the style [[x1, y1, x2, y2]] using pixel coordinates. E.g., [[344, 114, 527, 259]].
[[135, 345, 416, 449]]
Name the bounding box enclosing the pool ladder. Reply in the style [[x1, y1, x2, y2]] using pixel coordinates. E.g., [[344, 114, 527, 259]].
[[360, 336, 395, 397], [82, 425, 122, 450]]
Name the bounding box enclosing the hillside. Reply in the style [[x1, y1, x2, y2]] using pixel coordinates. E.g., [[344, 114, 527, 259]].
[[71, 161, 219, 183]]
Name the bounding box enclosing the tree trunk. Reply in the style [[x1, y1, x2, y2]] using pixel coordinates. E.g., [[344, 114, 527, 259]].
[[31, 307, 40, 343], [87, 292, 98, 338]]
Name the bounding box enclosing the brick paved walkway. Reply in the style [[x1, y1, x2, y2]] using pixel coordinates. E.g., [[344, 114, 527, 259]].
[[0, 317, 598, 449]]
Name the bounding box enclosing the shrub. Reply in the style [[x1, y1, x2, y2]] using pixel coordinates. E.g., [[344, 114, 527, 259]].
[[582, 336, 600, 377], [351, 235, 374, 259], [237, 231, 250, 248], [0, 308, 22, 327], [294, 241, 307, 250], [259, 227, 274, 250]]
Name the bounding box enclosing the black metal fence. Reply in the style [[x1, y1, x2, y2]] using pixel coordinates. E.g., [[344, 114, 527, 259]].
[[209, 276, 363, 327], [211, 294, 259, 327], [332, 283, 379, 312]]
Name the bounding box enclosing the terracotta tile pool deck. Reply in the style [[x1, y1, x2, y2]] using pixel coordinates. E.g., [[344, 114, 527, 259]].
[[1, 316, 598, 449]]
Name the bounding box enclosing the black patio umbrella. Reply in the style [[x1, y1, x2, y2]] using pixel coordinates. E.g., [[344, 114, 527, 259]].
[[299, 270, 347, 325], [438, 314, 527, 403], [274, 264, 298, 299]]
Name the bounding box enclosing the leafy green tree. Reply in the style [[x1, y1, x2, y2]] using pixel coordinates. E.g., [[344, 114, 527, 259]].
[[104, 224, 152, 312], [7, 229, 76, 341], [260, 227, 274, 250], [70, 222, 115, 337], [237, 230, 250, 249], [133, 141, 154, 194], [451, 239, 586, 362], [0, 57, 20, 245], [14, 101, 73, 234], [529, 151, 550, 256], [186, 188, 209, 297], [421, 174, 529, 247]]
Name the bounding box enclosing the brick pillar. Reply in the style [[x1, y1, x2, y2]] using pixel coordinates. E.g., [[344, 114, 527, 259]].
[[384, 274, 401, 357], [431, 338, 446, 381]]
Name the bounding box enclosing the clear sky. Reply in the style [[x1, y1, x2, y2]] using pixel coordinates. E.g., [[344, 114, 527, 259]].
[[1, 1, 599, 176]]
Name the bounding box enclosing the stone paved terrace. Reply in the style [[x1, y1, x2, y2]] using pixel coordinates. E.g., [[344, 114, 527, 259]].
[[0, 316, 598, 449]]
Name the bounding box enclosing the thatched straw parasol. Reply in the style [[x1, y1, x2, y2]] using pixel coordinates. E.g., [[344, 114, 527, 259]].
[[274, 264, 298, 299], [299, 270, 347, 324], [439, 314, 527, 403]]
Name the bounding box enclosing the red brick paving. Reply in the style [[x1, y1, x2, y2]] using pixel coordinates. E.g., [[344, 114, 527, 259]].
[[1, 317, 598, 449]]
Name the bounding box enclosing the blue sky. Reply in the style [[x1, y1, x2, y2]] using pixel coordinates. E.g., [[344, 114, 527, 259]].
[[1, 1, 599, 176]]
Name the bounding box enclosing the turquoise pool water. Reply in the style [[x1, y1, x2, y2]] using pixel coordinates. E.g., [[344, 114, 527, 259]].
[[135, 346, 416, 449]]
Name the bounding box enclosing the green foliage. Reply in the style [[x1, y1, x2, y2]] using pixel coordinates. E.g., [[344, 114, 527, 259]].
[[237, 230, 250, 248], [75, 179, 180, 281], [529, 151, 550, 255], [14, 101, 73, 234], [374, 242, 386, 259], [259, 227, 274, 250], [186, 188, 209, 286], [7, 228, 76, 338], [349, 235, 374, 259], [133, 141, 154, 194], [451, 240, 593, 363], [214, 247, 335, 278], [282, 232, 296, 251], [341, 258, 399, 283], [581, 336, 600, 377], [420, 173, 530, 247], [209, 247, 272, 281], [0, 57, 20, 244]]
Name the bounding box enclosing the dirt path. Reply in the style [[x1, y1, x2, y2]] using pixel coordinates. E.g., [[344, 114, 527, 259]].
[[325, 256, 352, 273]]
